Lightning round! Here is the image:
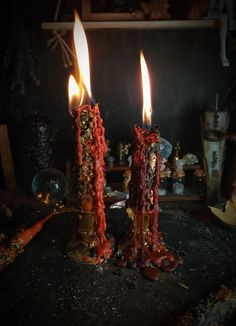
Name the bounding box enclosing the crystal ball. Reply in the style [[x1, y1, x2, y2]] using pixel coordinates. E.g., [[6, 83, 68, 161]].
[[32, 168, 67, 205]]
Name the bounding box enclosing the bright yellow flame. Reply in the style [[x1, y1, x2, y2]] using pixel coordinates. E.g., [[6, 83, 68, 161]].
[[68, 75, 81, 113], [73, 11, 92, 99], [140, 51, 152, 126]]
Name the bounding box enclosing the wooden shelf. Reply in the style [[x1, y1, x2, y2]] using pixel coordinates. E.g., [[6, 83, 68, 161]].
[[105, 160, 205, 204], [106, 179, 203, 200], [159, 189, 202, 202], [183, 164, 201, 171], [41, 19, 218, 31]]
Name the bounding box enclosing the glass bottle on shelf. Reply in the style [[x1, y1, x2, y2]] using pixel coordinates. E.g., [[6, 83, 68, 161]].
[[193, 168, 206, 197], [171, 141, 180, 170], [172, 173, 185, 196], [172, 159, 185, 196]]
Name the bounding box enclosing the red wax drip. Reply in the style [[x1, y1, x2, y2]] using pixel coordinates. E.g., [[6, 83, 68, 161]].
[[92, 104, 108, 243], [74, 108, 83, 167], [74, 104, 112, 261]]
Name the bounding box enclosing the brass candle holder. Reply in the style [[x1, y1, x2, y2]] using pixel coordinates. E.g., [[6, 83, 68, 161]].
[[67, 211, 102, 264]]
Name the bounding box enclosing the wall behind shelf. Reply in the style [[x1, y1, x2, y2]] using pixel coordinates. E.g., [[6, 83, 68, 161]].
[[85, 28, 236, 152]]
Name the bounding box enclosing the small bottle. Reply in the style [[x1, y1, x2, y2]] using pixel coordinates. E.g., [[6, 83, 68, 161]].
[[193, 169, 206, 197], [107, 156, 115, 167]]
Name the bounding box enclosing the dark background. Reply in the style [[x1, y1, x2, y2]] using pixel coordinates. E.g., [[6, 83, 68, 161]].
[[0, 0, 236, 190]]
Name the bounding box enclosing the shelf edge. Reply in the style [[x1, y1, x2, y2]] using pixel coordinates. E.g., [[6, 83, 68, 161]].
[[41, 19, 218, 31]]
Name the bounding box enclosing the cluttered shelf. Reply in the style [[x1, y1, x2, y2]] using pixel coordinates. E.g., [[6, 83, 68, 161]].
[[104, 161, 205, 204], [103, 137, 206, 205], [104, 183, 203, 205], [104, 188, 202, 205], [41, 19, 218, 31]]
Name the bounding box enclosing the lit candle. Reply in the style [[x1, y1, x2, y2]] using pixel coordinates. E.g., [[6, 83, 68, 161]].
[[119, 52, 182, 280], [129, 52, 160, 246], [67, 11, 112, 265]]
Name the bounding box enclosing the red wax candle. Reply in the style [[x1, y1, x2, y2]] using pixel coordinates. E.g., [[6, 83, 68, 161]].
[[73, 102, 111, 261], [118, 52, 182, 279], [67, 12, 111, 264]]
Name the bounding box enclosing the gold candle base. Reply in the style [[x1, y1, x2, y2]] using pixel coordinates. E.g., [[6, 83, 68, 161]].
[[66, 211, 112, 265]]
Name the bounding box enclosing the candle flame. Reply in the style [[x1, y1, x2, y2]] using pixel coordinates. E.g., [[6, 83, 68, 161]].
[[67, 11, 92, 112], [73, 10, 92, 99], [140, 51, 152, 127], [68, 75, 81, 114]]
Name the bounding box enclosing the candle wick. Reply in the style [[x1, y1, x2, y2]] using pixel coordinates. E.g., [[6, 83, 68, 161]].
[[88, 96, 96, 107], [71, 106, 79, 117], [85, 91, 96, 107], [142, 121, 151, 130]]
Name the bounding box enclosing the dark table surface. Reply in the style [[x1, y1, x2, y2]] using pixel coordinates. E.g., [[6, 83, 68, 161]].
[[0, 208, 236, 326]]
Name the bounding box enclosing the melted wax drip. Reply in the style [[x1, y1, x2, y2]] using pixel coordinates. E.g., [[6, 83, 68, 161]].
[[119, 126, 182, 280], [74, 104, 112, 263]]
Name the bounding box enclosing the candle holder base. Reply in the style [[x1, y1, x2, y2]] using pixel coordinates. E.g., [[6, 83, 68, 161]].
[[66, 211, 112, 265]]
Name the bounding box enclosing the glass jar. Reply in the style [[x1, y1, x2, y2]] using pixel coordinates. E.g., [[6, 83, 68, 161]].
[[158, 177, 167, 196]]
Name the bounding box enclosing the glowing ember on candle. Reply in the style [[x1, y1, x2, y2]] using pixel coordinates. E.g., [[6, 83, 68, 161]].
[[66, 11, 112, 265]]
